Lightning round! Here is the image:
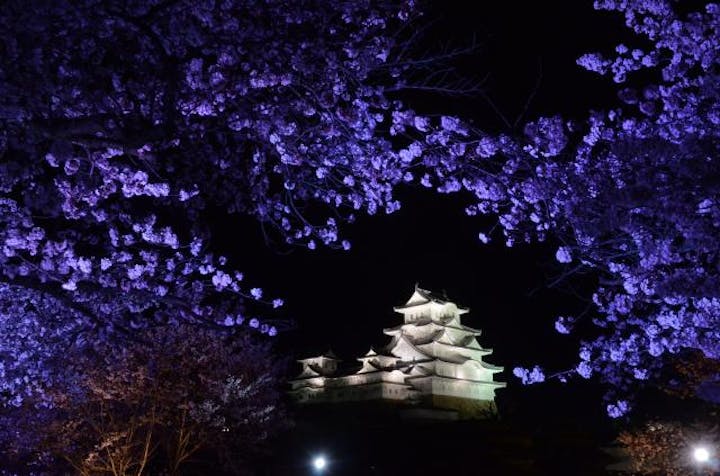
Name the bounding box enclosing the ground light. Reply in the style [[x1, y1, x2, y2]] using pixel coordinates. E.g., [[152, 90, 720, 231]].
[[312, 454, 327, 473], [694, 446, 711, 464]]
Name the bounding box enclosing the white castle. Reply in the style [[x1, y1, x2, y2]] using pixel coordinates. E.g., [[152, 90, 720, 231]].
[[289, 286, 505, 416]]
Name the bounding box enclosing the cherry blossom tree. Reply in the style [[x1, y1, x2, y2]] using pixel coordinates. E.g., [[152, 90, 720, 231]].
[[0, 0, 435, 410], [617, 420, 718, 475], [6, 325, 286, 475], [2, 0, 716, 436], [662, 352, 720, 402], [0, 0, 460, 467], [415, 0, 720, 415]]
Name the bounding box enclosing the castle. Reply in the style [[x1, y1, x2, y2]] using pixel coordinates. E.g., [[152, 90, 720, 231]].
[[289, 286, 505, 417]]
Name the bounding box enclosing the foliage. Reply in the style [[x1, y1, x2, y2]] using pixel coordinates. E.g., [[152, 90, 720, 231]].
[[663, 352, 720, 402], [8, 325, 286, 475], [1, 0, 717, 433], [412, 0, 720, 415], [0, 0, 427, 408], [617, 420, 718, 475]]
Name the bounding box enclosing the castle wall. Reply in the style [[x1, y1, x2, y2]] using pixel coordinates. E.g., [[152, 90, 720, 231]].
[[434, 360, 496, 382], [292, 380, 417, 404]]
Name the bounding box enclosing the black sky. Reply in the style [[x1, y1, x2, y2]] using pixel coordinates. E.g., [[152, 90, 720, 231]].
[[222, 1, 627, 423]]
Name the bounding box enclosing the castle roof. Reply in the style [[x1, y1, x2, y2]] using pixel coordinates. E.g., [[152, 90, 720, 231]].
[[356, 348, 398, 363], [297, 349, 341, 363], [393, 284, 469, 313], [383, 319, 482, 337]]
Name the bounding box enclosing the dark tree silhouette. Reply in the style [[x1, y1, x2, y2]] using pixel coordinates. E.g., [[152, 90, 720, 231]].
[[6, 325, 286, 474]]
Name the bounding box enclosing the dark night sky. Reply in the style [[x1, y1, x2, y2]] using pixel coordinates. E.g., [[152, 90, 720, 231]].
[[222, 1, 626, 423]]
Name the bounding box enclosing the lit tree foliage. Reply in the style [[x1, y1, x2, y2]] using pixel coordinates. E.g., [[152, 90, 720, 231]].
[[415, 0, 720, 415], [663, 352, 720, 402], [0, 0, 450, 467], [1, 0, 717, 441], [617, 420, 718, 475], [0, 0, 427, 408], [9, 325, 286, 474]]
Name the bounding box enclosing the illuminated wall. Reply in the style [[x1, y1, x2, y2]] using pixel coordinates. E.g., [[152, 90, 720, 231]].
[[289, 286, 505, 412]]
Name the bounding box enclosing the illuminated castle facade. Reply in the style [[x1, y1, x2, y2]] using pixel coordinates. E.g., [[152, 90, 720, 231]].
[[289, 286, 505, 416]]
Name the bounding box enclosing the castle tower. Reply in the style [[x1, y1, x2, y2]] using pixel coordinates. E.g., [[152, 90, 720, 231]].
[[384, 285, 505, 410], [289, 286, 505, 417]]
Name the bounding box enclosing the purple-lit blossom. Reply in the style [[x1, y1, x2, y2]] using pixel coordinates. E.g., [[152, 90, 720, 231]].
[[577, 362, 593, 379], [555, 247, 572, 264], [0, 0, 715, 436], [422, 0, 720, 415], [554, 316, 572, 334], [0, 0, 441, 438], [607, 400, 630, 418], [513, 366, 546, 384]]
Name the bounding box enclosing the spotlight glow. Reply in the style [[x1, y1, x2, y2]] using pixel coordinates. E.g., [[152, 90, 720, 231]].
[[313, 455, 327, 471], [694, 446, 711, 463]]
